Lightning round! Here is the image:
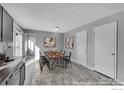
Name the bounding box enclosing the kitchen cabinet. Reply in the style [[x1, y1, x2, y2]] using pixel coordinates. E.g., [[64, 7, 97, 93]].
[[20, 63, 25, 85], [0, 5, 13, 42], [1, 81, 7, 85], [0, 57, 26, 85], [7, 68, 20, 85], [2, 8, 13, 42], [6, 62, 25, 85], [0, 62, 26, 85]]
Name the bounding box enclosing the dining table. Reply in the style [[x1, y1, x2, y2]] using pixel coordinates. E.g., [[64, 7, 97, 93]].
[[44, 51, 65, 70]]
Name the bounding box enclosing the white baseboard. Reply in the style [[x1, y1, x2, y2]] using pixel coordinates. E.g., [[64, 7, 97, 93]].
[[71, 59, 78, 63], [71, 59, 94, 70], [87, 66, 94, 70], [116, 80, 124, 85]]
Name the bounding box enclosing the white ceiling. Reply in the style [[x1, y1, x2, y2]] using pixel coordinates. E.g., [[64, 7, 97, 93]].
[[2, 3, 124, 33]]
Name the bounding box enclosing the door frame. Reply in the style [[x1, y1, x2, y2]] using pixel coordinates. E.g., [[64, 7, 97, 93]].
[[115, 21, 118, 80], [26, 33, 36, 56], [94, 21, 118, 80]]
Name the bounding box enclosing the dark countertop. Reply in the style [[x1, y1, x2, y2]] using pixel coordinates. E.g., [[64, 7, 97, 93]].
[[0, 57, 25, 85]]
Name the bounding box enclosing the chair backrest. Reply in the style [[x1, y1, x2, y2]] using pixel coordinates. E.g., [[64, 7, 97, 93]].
[[41, 56, 47, 61], [39, 51, 47, 61], [69, 52, 72, 59], [64, 51, 66, 55], [39, 51, 42, 56], [39, 51, 42, 60]]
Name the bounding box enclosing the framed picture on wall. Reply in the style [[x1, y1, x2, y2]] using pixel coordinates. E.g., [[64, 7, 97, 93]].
[[44, 37, 56, 48], [65, 36, 74, 49]]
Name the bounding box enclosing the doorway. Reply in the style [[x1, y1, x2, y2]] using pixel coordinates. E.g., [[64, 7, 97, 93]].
[[27, 34, 36, 56], [13, 28, 22, 57], [94, 22, 117, 79]]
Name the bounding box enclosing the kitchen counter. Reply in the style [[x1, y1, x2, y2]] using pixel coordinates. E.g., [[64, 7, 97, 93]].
[[0, 57, 25, 85]]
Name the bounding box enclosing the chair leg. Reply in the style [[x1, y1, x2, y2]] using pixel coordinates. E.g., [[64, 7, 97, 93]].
[[47, 63, 50, 72], [62, 59, 65, 68], [39, 64, 44, 73], [65, 61, 67, 69], [70, 60, 72, 67]]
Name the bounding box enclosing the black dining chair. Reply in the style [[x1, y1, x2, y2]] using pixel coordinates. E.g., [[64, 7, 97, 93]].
[[63, 51, 66, 55], [39, 51, 50, 72], [60, 50, 66, 55], [63, 52, 72, 68]]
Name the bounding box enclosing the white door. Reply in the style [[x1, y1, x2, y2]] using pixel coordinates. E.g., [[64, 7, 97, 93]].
[[76, 31, 87, 66], [94, 22, 117, 79]]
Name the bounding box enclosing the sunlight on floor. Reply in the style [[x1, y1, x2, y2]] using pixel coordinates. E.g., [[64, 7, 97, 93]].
[[25, 56, 36, 67]]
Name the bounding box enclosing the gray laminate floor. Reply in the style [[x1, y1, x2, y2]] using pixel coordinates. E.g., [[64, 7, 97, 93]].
[[24, 56, 119, 85]]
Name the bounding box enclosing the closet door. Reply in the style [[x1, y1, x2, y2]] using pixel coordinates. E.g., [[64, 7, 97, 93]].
[[94, 22, 117, 79]]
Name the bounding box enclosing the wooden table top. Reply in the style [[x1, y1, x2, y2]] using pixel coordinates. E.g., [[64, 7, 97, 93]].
[[45, 51, 64, 59]]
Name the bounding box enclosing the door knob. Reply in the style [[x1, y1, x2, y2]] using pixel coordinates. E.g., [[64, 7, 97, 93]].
[[112, 53, 115, 55]]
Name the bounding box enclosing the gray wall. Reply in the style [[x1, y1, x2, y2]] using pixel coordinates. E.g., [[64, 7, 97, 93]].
[[24, 29, 64, 59], [36, 31, 64, 53], [64, 31, 77, 61], [64, 10, 124, 83]]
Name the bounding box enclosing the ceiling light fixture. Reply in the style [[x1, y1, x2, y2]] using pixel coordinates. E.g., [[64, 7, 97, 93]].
[[55, 27, 59, 30]]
